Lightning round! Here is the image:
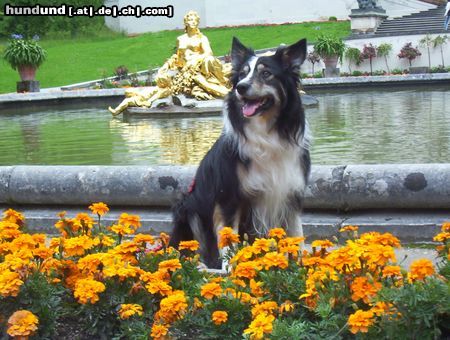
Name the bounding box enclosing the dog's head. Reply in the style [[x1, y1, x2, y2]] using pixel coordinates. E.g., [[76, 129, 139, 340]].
[[230, 37, 307, 119]]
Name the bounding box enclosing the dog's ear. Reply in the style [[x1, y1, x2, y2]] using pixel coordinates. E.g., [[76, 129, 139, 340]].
[[277, 38, 307, 73], [231, 37, 254, 69]]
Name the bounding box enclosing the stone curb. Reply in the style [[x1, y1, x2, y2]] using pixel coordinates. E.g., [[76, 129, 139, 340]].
[[1, 164, 450, 210]]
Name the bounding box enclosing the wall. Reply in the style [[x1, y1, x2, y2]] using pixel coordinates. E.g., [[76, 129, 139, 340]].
[[104, 0, 434, 34]]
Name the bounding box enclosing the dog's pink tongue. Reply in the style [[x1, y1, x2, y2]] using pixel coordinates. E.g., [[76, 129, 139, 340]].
[[242, 101, 261, 117]]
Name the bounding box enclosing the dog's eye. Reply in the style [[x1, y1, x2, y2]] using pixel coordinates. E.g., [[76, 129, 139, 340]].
[[261, 70, 272, 79]]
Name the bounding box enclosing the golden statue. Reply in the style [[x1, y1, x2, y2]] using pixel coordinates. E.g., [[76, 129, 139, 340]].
[[108, 11, 231, 116]]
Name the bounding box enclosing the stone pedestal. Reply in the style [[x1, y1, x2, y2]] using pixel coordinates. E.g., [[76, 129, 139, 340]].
[[17, 80, 40, 93], [349, 8, 388, 34]]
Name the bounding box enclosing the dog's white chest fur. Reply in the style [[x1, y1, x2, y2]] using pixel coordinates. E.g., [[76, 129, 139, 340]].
[[237, 117, 306, 233]]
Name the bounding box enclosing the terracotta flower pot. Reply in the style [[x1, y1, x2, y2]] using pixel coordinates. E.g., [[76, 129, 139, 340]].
[[323, 56, 339, 70], [18, 65, 37, 81]]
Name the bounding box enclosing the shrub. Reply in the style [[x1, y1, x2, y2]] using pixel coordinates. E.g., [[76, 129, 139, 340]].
[[328, 16, 338, 21], [352, 70, 364, 76]]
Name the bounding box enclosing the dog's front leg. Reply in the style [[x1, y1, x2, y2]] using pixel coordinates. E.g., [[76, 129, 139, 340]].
[[285, 213, 304, 238]]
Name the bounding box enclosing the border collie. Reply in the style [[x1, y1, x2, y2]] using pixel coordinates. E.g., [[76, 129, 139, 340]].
[[170, 37, 311, 269]]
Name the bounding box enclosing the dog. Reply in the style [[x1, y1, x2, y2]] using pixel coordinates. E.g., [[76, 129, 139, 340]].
[[169, 37, 311, 269]]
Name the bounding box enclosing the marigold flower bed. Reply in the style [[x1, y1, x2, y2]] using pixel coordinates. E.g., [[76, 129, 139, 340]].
[[0, 204, 449, 339]]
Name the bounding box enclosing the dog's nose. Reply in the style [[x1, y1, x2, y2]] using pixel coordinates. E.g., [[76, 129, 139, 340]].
[[236, 82, 250, 95]]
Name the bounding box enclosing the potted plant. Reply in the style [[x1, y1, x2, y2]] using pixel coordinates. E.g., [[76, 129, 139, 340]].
[[306, 51, 321, 75], [314, 35, 346, 77], [3, 34, 46, 82]]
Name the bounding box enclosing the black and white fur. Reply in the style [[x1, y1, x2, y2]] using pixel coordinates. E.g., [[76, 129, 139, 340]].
[[170, 37, 311, 269]]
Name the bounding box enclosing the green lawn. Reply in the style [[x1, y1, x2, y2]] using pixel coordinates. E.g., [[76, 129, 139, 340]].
[[0, 21, 350, 94]]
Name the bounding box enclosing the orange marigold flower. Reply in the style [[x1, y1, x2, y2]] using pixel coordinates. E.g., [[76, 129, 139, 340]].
[[262, 251, 288, 270], [244, 313, 275, 340], [218, 227, 240, 249], [158, 290, 188, 323], [279, 300, 295, 313], [158, 259, 182, 272], [251, 301, 278, 318], [118, 213, 141, 228], [0, 270, 24, 297], [370, 301, 395, 317], [278, 237, 304, 257], [3, 209, 25, 226], [201, 282, 222, 299], [178, 240, 200, 252], [73, 278, 106, 304], [348, 310, 375, 334], [433, 232, 450, 243], [311, 239, 334, 249], [441, 222, 450, 232], [0, 220, 21, 240], [408, 258, 435, 281], [75, 213, 95, 230], [339, 225, 359, 232], [250, 279, 265, 297], [151, 323, 169, 339], [212, 310, 228, 325], [230, 247, 255, 264], [118, 303, 143, 319], [110, 224, 136, 236], [159, 232, 170, 246], [350, 277, 382, 304], [252, 238, 275, 254], [88, 202, 109, 216], [63, 235, 99, 257], [7, 310, 38, 337], [268, 228, 286, 239], [233, 260, 261, 279], [133, 233, 155, 245], [382, 265, 402, 279]]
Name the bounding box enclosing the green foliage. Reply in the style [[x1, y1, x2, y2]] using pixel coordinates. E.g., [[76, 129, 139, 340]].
[[313, 34, 346, 60], [376, 278, 450, 339], [372, 70, 387, 76], [345, 47, 362, 66], [352, 70, 364, 76], [328, 16, 338, 22], [391, 68, 404, 75], [1, 0, 104, 38], [1, 272, 66, 339], [376, 43, 393, 57], [3, 36, 47, 69]]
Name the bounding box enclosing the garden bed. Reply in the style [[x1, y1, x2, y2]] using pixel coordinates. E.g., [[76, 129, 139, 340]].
[[1, 204, 449, 339]]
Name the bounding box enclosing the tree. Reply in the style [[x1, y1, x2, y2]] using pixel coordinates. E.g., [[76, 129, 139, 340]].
[[419, 34, 434, 69], [398, 42, 422, 67], [344, 47, 363, 73], [433, 35, 448, 68], [377, 43, 393, 73], [361, 43, 376, 75], [306, 51, 320, 75]]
